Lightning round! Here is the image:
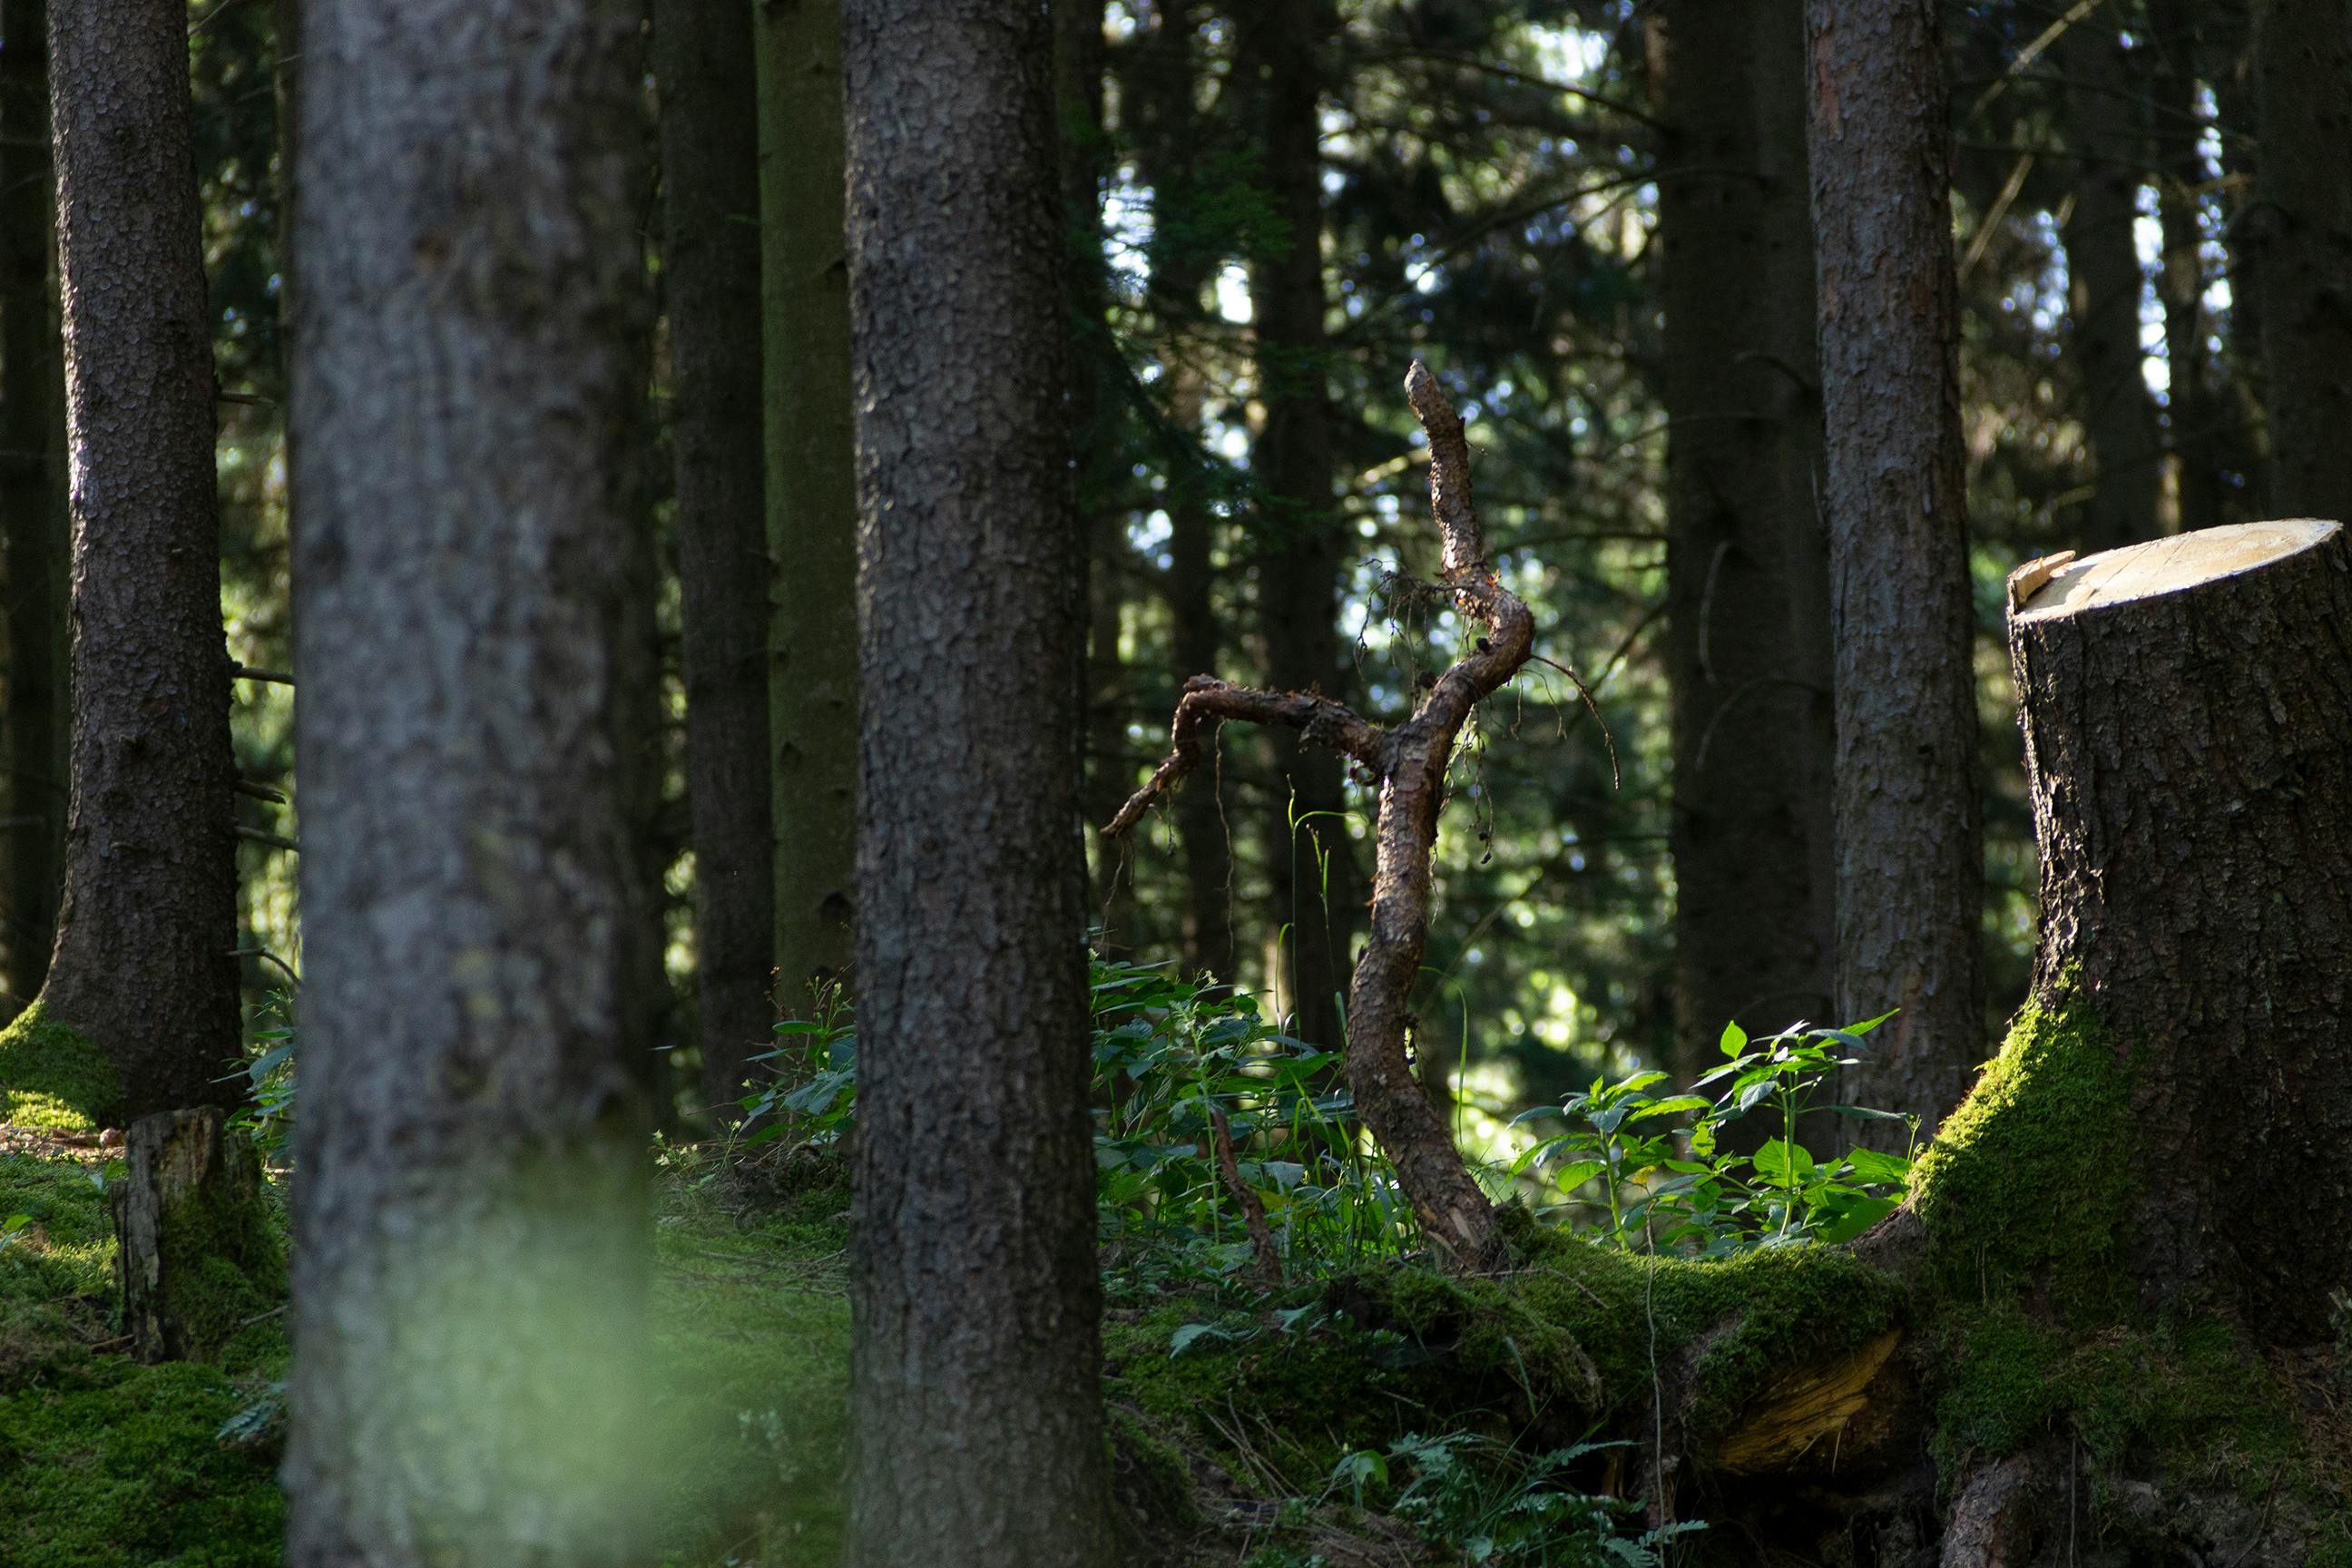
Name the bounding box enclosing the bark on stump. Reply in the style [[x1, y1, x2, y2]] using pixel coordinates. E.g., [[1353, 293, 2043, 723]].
[[112, 1105, 278, 1364], [2007, 519, 2352, 1341]]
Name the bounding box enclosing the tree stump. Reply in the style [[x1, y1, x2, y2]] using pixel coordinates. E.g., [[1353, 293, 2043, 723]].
[[2007, 519, 2352, 1340], [113, 1104, 281, 1363]]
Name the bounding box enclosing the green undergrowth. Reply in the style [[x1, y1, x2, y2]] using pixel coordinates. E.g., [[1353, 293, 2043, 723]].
[[0, 1003, 120, 1131]]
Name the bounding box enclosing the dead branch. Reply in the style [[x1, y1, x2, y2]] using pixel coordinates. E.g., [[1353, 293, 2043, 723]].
[[1104, 360, 1544, 1273], [1208, 1107, 1284, 1286]]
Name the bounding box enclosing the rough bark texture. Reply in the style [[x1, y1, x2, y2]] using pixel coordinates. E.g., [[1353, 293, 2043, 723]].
[[658, 0, 776, 1112], [2058, 12, 2163, 553], [0, 0, 64, 1009], [42, 0, 242, 1117], [1654, 0, 1836, 1080], [759, 0, 859, 1016], [1121, 1, 1237, 982], [839, 4, 1114, 1563], [112, 1104, 277, 1365], [1803, 0, 1984, 1135], [2251, 0, 2352, 526], [1248, 0, 1359, 1049], [1111, 365, 1525, 1273], [2009, 521, 2352, 1342], [281, 5, 655, 1563]]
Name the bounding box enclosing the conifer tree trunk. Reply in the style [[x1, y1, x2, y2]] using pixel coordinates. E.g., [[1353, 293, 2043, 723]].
[[2146, 0, 2228, 536], [1122, 0, 1235, 981], [839, 3, 1113, 1562], [759, 0, 859, 1017], [0, 0, 64, 1010], [1654, 0, 1836, 1077], [1804, 0, 1984, 1135], [2251, 0, 2352, 525], [40, 0, 241, 1117], [2006, 521, 2352, 1342], [1249, 0, 1359, 1049], [658, 0, 776, 1111], [2058, 12, 2163, 552], [281, 3, 655, 1561]]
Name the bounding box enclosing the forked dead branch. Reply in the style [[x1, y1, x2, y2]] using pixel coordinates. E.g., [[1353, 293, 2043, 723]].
[[1105, 360, 1534, 1272]]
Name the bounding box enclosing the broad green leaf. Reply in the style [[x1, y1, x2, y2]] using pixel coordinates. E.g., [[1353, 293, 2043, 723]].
[[1719, 1020, 1749, 1057], [1629, 1095, 1710, 1122]]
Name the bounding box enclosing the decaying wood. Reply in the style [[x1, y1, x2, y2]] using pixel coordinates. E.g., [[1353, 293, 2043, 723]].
[[112, 1105, 272, 1364], [1107, 360, 1534, 1271], [1208, 1106, 1283, 1286], [1712, 1328, 1903, 1475]]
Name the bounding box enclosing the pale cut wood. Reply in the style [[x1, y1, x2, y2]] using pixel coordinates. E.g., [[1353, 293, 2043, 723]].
[[2015, 518, 2338, 618]]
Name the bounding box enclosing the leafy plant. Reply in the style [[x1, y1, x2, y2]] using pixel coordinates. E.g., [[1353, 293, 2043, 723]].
[[1328, 1433, 1705, 1566], [222, 993, 298, 1162], [1513, 1015, 1917, 1256]]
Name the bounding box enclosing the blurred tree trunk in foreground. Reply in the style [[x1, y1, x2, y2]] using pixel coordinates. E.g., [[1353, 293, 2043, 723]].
[[839, 0, 1114, 1562], [282, 2, 654, 1561]]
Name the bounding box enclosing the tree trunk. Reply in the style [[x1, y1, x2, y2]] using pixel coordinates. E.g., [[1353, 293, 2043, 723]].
[[759, 0, 858, 1018], [281, 4, 655, 1563], [2209, 6, 2272, 519], [2006, 520, 2352, 1342], [839, 3, 1114, 1564], [2058, 12, 2164, 554], [2251, 0, 2352, 525], [0, 0, 64, 1011], [658, 0, 776, 1113], [2146, 0, 2229, 536], [112, 1104, 279, 1365], [1121, 1, 1237, 983], [1654, 0, 1837, 1081], [42, 0, 242, 1118], [1249, 0, 1359, 1051], [1803, 0, 1984, 1136], [1055, 0, 1131, 957]]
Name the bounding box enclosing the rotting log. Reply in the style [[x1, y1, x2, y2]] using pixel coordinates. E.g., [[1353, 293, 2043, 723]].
[[112, 1104, 281, 1364], [2006, 519, 2352, 1342], [1107, 362, 1534, 1271]]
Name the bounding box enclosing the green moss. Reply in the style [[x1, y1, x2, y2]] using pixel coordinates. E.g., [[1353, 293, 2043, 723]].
[[1910, 986, 2136, 1318], [1107, 1403, 1200, 1534], [152, 1137, 286, 1362], [0, 1359, 285, 1567], [0, 1003, 119, 1132]]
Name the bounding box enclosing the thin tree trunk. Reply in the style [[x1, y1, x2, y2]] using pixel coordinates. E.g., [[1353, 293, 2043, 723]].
[[1249, 0, 1359, 1051], [759, 0, 858, 1018], [2058, 12, 2163, 552], [1122, 0, 1236, 981], [839, 3, 1113, 1563], [2251, 0, 2352, 524], [1654, 0, 1836, 1081], [42, 0, 241, 1118], [281, 4, 655, 1562], [2146, 0, 2228, 535], [2209, 5, 2271, 519], [1804, 0, 1984, 1136], [1056, 0, 1131, 956], [0, 0, 64, 1011], [658, 0, 775, 1112], [2006, 521, 2352, 1343]]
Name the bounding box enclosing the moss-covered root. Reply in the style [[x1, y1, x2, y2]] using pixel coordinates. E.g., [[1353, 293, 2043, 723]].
[[0, 1002, 119, 1132], [113, 1107, 283, 1364]]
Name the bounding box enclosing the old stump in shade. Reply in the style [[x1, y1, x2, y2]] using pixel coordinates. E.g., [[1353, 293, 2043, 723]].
[[113, 1105, 280, 1363], [2007, 519, 2352, 1341]]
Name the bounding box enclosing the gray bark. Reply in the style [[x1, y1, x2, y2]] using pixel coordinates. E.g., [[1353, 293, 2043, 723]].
[[658, 0, 776, 1112], [113, 1104, 277, 1364], [281, 5, 655, 1563], [1804, 0, 1984, 1135], [2251, 0, 2352, 524], [43, 0, 242, 1117], [760, 0, 859, 1017], [1248, 0, 1359, 1050], [0, 0, 64, 1009], [840, 2, 1113, 1562], [2058, 12, 2163, 553], [1654, 0, 1837, 1080]]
